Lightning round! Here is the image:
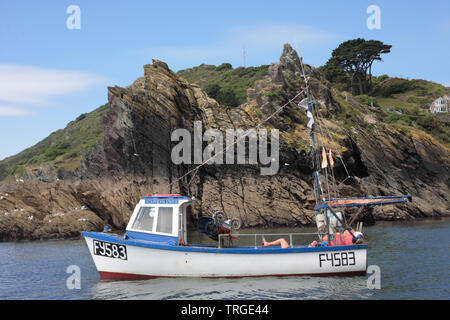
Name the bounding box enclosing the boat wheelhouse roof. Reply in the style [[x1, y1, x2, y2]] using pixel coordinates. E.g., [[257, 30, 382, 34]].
[[141, 194, 192, 203]]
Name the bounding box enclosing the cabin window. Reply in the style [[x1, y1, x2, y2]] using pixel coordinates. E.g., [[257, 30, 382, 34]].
[[157, 207, 173, 234], [131, 207, 156, 231]]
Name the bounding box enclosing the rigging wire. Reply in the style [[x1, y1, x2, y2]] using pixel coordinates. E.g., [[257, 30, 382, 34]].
[[341, 126, 390, 194], [313, 116, 342, 199], [306, 93, 360, 199], [316, 117, 348, 195], [298, 58, 330, 201], [297, 56, 351, 196], [352, 128, 393, 193], [307, 98, 331, 200], [167, 55, 380, 206], [185, 166, 200, 196], [167, 90, 306, 190]]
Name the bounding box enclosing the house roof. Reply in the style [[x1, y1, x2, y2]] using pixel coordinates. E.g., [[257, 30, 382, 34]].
[[432, 95, 450, 105]]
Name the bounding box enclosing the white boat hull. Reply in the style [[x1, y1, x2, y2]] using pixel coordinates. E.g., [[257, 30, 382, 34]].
[[83, 233, 367, 279]]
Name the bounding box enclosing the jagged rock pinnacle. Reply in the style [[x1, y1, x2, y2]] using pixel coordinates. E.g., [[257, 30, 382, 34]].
[[280, 43, 303, 79], [144, 59, 170, 76]]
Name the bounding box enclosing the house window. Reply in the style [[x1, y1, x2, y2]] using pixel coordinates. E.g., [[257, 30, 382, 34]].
[[132, 207, 156, 231], [157, 207, 173, 234]]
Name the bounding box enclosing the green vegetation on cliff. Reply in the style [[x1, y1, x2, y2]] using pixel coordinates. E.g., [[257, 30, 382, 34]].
[[316, 38, 449, 145], [0, 104, 109, 182], [368, 77, 450, 144], [177, 63, 269, 107]]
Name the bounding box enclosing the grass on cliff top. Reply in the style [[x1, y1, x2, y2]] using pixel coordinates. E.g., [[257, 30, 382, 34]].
[[348, 76, 450, 145], [0, 104, 109, 182], [177, 63, 270, 107], [371, 76, 449, 100], [368, 76, 449, 113]]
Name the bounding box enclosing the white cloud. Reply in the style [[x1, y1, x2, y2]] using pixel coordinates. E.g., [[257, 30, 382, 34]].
[[141, 24, 339, 69], [0, 106, 34, 117], [0, 64, 107, 116]]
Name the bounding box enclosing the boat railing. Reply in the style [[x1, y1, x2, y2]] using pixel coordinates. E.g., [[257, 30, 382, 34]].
[[218, 232, 320, 248]]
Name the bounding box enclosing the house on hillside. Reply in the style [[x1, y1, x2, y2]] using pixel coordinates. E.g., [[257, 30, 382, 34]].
[[430, 95, 449, 113]]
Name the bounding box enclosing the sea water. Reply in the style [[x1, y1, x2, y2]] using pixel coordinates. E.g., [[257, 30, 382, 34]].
[[0, 218, 448, 300]]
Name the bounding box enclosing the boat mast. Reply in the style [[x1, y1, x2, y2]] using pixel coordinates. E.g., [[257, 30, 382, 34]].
[[300, 56, 330, 242], [300, 57, 320, 204]]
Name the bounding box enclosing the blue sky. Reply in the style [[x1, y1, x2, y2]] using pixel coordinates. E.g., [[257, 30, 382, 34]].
[[0, 0, 449, 160]]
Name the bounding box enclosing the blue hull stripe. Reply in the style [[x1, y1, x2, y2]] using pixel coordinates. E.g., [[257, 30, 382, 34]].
[[82, 231, 368, 254]]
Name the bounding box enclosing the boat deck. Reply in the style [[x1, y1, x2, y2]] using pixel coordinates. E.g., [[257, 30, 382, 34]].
[[82, 231, 368, 254]]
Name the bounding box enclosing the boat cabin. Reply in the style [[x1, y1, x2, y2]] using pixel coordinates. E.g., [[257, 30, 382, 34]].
[[125, 194, 193, 245]]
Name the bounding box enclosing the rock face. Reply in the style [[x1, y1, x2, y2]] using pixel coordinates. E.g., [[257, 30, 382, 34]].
[[0, 44, 449, 241]]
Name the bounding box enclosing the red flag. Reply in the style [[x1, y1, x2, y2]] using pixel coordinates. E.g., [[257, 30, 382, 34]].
[[321, 147, 328, 169], [328, 149, 335, 168]]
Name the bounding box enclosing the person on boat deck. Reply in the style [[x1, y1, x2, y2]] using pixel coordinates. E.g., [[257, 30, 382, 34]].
[[308, 240, 320, 247], [262, 236, 290, 248], [308, 230, 364, 247]]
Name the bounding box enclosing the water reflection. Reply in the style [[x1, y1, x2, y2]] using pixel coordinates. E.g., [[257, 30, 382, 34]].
[[89, 275, 373, 300]]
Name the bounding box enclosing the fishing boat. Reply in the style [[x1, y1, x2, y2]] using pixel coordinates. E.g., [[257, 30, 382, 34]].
[[83, 194, 367, 279], [82, 57, 411, 279]]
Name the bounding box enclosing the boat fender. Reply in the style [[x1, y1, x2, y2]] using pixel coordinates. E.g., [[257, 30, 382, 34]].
[[179, 238, 186, 246], [334, 233, 342, 246]]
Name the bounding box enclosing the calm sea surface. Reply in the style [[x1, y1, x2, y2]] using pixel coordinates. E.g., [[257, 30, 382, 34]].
[[0, 218, 449, 300]]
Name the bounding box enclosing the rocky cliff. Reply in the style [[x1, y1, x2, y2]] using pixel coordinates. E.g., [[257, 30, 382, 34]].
[[0, 44, 449, 241]]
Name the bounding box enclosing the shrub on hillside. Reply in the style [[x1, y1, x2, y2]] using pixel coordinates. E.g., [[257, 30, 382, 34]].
[[216, 63, 232, 71], [355, 94, 379, 107]]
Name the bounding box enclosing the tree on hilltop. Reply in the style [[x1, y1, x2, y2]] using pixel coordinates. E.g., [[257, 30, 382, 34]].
[[321, 38, 392, 95]]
